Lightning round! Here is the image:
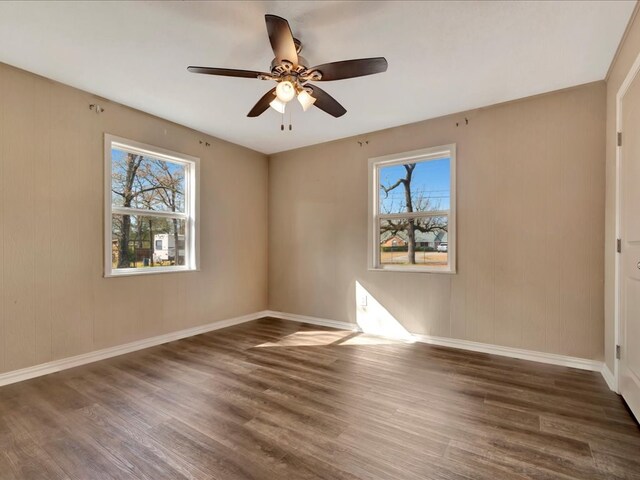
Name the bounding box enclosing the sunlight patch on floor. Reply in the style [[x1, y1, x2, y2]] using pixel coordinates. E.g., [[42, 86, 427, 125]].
[[254, 329, 411, 348], [254, 330, 355, 347], [334, 334, 409, 346]]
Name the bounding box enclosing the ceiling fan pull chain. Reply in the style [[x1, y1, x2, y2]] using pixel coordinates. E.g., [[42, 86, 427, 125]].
[[289, 108, 292, 131], [281, 110, 284, 131]]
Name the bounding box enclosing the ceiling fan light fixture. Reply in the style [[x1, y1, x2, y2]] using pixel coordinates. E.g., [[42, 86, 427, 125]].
[[297, 89, 316, 111], [269, 97, 286, 114], [275, 80, 295, 103]]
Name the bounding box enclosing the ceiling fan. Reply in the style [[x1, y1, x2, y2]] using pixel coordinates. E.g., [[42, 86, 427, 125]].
[[188, 14, 388, 119]]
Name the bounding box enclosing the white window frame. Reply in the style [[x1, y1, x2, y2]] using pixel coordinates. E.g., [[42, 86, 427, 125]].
[[368, 144, 456, 274], [104, 134, 200, 277]]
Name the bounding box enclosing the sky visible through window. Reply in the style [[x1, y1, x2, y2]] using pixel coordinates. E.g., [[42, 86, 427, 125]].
[[379, 157, 450, 213], [111, 148, 186, 212]]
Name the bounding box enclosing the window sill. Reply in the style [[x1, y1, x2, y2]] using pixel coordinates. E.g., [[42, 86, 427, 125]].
[[105, 266, 199, 278], [369, 266, 456, 274]]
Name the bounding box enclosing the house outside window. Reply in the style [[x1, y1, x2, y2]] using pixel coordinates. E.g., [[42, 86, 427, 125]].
[[368, 144, 456, 273], [104, 134, 199, 277]]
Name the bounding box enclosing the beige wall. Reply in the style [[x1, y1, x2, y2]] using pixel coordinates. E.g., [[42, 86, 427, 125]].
[[269, 82, 606, 361], [0, 62, 268, 374], [0, 58, 611, 375], [605, 5, 640, 372]]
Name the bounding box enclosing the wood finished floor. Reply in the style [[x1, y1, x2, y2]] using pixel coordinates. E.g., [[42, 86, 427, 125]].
[[0, 318, 638, 480]]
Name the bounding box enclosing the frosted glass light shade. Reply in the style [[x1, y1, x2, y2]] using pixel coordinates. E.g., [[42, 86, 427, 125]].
[[297, 90, 316, 111], [269, 98, 286, 114], [275, 80, 295, 102]]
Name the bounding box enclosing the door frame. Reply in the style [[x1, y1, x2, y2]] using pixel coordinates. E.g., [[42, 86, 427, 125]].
[[614, 50, 640, 393]]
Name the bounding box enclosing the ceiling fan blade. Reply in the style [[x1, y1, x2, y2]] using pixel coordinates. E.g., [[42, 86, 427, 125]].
[[307, 57, 388, 81], [307, 85, 346, 118], [247, 87, 277, 117], [187, 66, 269, 79], [265, 14, 298, 66]]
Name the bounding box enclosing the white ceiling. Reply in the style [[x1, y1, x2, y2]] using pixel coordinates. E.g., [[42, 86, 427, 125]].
[[0, 1, 635, 154]]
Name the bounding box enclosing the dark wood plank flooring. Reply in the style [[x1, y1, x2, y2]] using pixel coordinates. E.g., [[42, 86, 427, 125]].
[[0, 318, 638, 479]]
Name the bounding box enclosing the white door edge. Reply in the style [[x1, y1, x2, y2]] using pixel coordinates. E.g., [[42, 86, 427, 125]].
[[614, 50, 640, 394], [614, 50, 640, 419]]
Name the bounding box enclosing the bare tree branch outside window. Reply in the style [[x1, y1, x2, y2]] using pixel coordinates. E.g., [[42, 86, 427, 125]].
[[378, 158, 450, 266], [111, 148, 186, 269]]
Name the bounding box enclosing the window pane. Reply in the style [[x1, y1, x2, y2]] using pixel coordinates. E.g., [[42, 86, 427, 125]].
[[379, 158, 450, 215], [379, 217, 448, 267], [112, 214, 186, 270], [111, 147, 186, 213]]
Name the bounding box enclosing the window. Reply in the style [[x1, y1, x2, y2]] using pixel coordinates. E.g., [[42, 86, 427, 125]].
[[104, 134, 199, 277], [368, 144, 456, 273]]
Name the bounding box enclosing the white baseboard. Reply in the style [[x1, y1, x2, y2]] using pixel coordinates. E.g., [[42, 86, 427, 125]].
[[411, 333, 602, 372], [0, 310, 269, 388], [265, 310, 603, 372], [265, 310, 359, 332], [601, 364, 617, 392]]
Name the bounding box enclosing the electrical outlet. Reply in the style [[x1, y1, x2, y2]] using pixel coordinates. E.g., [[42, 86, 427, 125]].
[[359, 295, 368, 307]]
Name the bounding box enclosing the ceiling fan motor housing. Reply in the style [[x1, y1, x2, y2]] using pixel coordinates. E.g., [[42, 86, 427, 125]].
[[271, 55, 309, 76]]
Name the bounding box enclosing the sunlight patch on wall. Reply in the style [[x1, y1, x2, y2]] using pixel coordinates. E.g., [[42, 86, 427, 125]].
[[355, 281, 414, 341]]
